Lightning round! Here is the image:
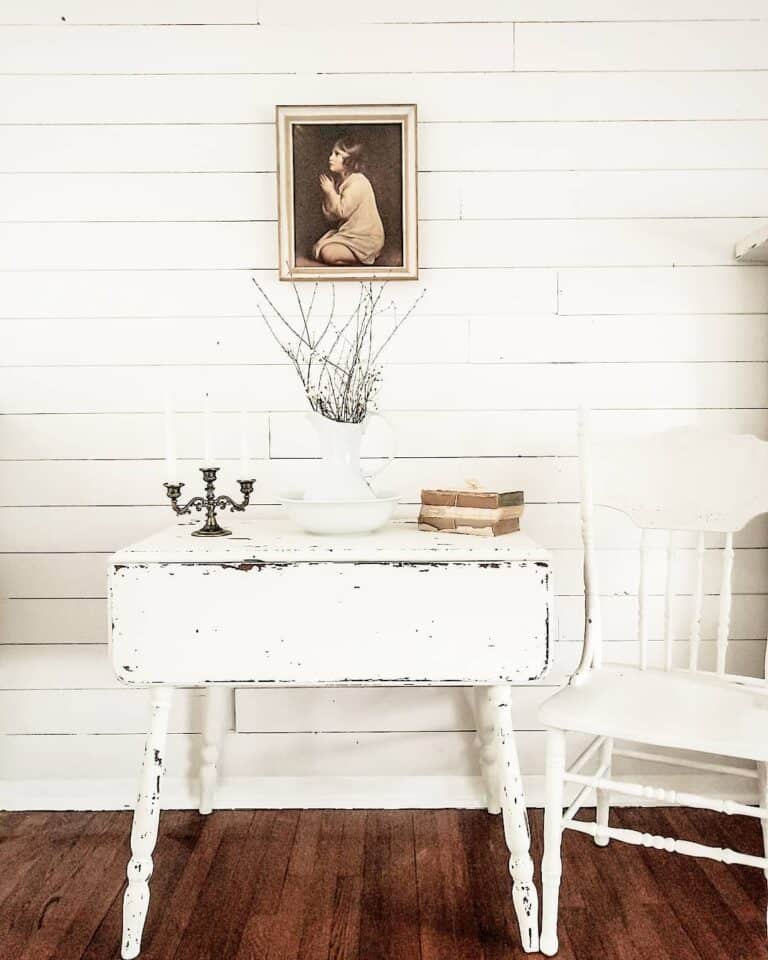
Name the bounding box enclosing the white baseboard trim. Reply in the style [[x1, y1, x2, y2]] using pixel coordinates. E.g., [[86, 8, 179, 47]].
[[0, 773, 758, 812]]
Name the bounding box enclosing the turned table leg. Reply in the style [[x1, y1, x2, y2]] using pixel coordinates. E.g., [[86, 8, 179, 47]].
[[199, 685, 230, 815], [122, 687, 174, 960], [489, 683, 540, 954], [473, 686, 501, 814]]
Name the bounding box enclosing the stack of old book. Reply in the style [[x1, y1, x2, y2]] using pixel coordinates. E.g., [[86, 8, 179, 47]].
[[418, 488, 524, 537]]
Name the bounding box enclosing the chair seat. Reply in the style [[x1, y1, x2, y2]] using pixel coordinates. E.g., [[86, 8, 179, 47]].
[[538, 665, 768, 762]]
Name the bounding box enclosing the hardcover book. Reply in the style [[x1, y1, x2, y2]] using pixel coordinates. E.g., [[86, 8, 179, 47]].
[[420, 489, 524, 509], [417, 516, 521, 537], [418, 504, 523, 522]]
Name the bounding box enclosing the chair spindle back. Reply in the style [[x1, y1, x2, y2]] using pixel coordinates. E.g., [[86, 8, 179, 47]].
[[574, 408, 768, 685]]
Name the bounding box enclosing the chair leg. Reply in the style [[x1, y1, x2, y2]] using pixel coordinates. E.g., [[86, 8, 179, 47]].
[[595, 736, 613, 846], [473, 686, 501, 814], [121, 687, 174, 960], [199, 686, 230, 815], [759, 762, 768, 936], [541, 727, 566, 957], [490, 684, 539, 953]]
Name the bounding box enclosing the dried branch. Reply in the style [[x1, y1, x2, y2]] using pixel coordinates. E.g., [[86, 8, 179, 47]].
[[252, 278, 426, 423]]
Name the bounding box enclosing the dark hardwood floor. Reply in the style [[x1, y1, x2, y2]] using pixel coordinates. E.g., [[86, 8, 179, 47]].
[[1, 807, 766, 960]]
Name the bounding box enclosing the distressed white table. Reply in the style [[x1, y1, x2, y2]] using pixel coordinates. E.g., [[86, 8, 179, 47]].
[[109, 512, 551, 958]]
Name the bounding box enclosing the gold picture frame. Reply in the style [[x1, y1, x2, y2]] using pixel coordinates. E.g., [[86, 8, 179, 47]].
[[276, 104, 418, 281]]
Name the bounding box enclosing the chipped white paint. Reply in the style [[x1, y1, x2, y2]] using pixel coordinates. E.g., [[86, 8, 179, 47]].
[[109, 518, 551, 686], [490, 684, 540, 953], [110, 516, 551, 957], [538, 414, 768, 955], [121, 687, 173, 960], [110, 513, 552, 565], [540, 727, 566, 958]]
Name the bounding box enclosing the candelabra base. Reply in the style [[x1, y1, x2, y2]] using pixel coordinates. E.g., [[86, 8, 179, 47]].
[[191, 522, 231, 537]]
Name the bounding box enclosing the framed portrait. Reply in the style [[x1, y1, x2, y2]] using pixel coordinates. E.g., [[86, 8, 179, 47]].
[[276, 104, 418, 281]]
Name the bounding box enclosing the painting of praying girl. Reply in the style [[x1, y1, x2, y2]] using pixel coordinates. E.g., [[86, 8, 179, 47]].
[[276, 105, 418, 281], [313, 137, 385, 267]]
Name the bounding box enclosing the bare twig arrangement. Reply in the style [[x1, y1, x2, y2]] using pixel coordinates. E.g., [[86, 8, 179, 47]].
[[252, 279, 426, 423]]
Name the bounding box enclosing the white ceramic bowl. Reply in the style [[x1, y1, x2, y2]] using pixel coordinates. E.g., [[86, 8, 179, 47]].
[[278, 491, 399, 535]]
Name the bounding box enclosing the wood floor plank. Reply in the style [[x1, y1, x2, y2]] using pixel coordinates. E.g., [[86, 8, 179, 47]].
[[78, 884, 123, 960], [216, 812, 284, 960], [360, 810, 420, 960], [1, 812, 107, 959], [678, 809, 768, 931], [0, 813, 57, 911], [339, 811, 367, 879], [587, 814, 676, 960], [459, 810, 554, 960], [264, 865, 313, 960], [296, 810, 347, 960], [657, 808, 768, 960], [327, 874, 363, 960], [0, 806, 766, 960], [169, 810, 263, 960], [707, 809, 768, 921], [387, 811, 422, 960], [247, 811, 301, 916], [233, 809, 299, 960], [601, 807, 668, 906], [414, 808, 457, 960], [0, 813, 84, 913], [357, 810, 390, 960], [560, 905, 613, 960], [137, 811, 230, 960], [19, 812, 128, 960], [621, 808, 746, 960], [558, 821, 638, 960], [81, 810, 200, 960], [286, 809, 323, 877], [640, 903, 709, 960], [457, 810, 513, 960], [264, 811, 326, 960], [435, 809, 484, 959]]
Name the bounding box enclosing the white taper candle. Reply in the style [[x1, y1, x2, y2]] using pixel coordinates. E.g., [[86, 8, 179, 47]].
[[239, 409, 250, 478], [203, 392, 212, 465], [164, 390, 176, 482]]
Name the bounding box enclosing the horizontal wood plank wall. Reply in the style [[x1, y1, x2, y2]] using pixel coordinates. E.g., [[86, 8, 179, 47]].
[[1, 0, 767, 808]]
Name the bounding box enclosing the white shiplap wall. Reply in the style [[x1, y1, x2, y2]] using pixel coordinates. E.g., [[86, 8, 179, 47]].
[[1, 0, 768, 810]]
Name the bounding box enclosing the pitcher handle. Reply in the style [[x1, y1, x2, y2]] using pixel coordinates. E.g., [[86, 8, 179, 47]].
[[362, 412, 397, 481]]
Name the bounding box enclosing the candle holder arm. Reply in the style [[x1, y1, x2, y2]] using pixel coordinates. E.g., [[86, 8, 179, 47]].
[[215, 480, 255, 514], [163, 483, 206, 516]]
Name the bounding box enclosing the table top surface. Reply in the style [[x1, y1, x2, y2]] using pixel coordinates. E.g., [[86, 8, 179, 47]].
[[111, 508, 551, 565]]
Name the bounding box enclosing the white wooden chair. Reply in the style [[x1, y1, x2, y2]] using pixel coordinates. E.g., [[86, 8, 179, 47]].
[[538, 409, 768, 956]]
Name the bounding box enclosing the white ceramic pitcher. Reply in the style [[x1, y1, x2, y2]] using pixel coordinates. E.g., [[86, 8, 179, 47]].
[[303, 410, 396, 501]]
